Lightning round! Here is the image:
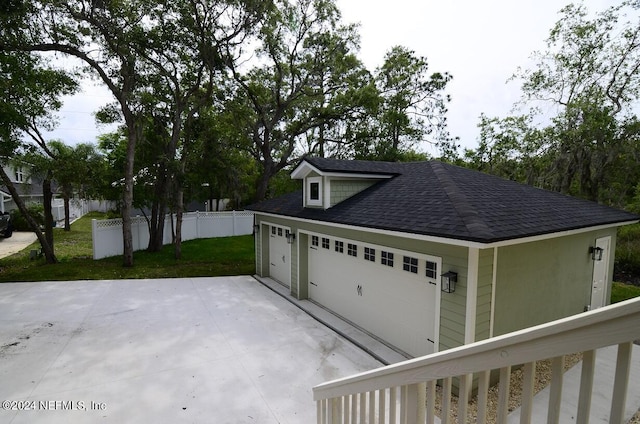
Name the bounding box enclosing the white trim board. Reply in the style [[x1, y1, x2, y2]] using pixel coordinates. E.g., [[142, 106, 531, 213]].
[[252, 212, 636, 249]]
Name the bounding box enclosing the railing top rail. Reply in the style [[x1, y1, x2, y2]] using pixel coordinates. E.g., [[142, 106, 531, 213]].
[[313, 297, 640, 401]]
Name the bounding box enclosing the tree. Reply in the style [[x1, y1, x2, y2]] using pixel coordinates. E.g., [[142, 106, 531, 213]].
[[505, 1, 640, 203], [3, 0, 269, 265], [226, 0, 373, 201], [47, 141, 104, 231], [366, 46, 453, 161], [1, 5, 78, 263]]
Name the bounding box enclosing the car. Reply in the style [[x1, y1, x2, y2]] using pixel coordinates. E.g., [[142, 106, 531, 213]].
[[0, 212, 13, 238]]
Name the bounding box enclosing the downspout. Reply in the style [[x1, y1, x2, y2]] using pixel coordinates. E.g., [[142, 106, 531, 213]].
[[490, 246, 498, 338]]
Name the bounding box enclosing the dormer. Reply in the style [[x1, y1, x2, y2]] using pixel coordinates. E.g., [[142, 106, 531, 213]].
[[291, 158, 396, 210]]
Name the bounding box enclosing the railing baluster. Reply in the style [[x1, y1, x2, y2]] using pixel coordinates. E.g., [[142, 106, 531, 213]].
[[369, 391, 376, 423], [610, 342, 633, 424], [497, 366, 511, 424], [547, 355, 564, 424], [331, 396, 341, 424], [458, 374, 471, 423], [400, 385, 407, 424], [389, 386, 397, 424], [477, 370, 490, 424], [520, 361, 536, 424], [403, 384, 423, 424], [576, 349, 595, 424], [426, 380, 436, 424], [343, 394, 350, 424], [351, 392, 357, 424], [378, 389, 386, 424], [359, 392, 367, 424], [441, 377, 452, 424]]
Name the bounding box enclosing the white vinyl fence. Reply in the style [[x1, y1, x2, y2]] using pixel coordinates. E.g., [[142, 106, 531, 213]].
[[51, 199, 116, 224], [92, 211, 254, 260]]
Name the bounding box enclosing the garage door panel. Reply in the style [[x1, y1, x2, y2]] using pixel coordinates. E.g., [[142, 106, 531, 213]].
[[269, 225, 291, 287], [308, 235, 438, 357]]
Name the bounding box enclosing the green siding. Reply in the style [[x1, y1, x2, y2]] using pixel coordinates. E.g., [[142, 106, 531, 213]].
[[329, 180, 377, 207], [493, 228, 617, 336]]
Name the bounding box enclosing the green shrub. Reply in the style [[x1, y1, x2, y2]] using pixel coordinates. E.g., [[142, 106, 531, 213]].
[[9, 203, 45, 231]]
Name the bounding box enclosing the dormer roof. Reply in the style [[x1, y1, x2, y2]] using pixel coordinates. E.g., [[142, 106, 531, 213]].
[[291, 157, 399, 180]]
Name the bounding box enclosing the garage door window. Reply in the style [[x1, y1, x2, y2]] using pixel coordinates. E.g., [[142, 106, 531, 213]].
[[271, 226, 276, 235], [426, 261, 437, 279], [381, 251, 394, 267], [311, 235, 319, 247], [335, 240, 344, 253], [403, 256, 418, 273], [348, 243, 358, 257], [364, 247, 375, 262], [322, 237, 330, 249]]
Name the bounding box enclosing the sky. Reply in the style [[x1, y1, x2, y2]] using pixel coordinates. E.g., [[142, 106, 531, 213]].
[[43, 0, 620, 153]]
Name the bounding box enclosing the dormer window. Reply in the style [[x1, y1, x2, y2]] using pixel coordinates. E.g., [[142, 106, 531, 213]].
[[306, 176, 322, 207], [310, 182, 319, 200]]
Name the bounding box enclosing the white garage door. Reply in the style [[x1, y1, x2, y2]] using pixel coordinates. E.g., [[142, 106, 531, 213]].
[[269, 225, 291, 287], [308, 234, 440, 358]]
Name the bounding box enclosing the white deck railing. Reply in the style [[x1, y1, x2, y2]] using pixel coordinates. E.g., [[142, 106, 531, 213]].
[[313, 297, 640, 424]]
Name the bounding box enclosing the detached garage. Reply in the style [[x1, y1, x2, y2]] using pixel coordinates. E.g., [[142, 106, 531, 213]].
[[249, 158, 638, 358]]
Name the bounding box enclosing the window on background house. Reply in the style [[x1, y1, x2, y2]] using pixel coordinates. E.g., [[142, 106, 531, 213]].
[[381, 251, 394, 267], [403, 256, 418, 273], [14, 167, 24, 183]]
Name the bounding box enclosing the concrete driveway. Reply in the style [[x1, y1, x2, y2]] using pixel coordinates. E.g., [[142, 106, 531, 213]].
[[0, 232, 37, 259], [0, 276, 383, 423]]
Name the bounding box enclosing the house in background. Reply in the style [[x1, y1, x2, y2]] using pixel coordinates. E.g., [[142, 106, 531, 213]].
[[248, 157, 638, 359], [0, 164, 43, 214]]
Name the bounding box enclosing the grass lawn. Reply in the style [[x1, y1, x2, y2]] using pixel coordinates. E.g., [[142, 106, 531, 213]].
[[0, 212, 255, 282]]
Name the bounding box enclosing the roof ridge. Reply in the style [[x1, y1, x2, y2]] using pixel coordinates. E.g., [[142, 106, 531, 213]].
[[430, 161, 496, 240]]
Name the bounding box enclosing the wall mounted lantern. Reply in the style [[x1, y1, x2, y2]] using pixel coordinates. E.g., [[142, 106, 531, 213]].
[[253, 224, 260, 234], [441, 271, 458, 293], [590, 246, 603, 261], [286, 231, 296, 244]]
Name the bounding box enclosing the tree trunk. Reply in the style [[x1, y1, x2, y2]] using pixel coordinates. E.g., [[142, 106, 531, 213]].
[[0, 167, 57, 263], [63, 193, 71, 231], [121, 130, 137, 267], [174, 190, 183, 260], [42, 175, 55, 258]]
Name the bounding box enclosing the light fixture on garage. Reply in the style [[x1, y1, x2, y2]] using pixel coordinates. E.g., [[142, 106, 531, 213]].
[[441, 271, 458, 293], [589, 246, 603, 261], [253, 224, 260, 234], [286, 231, 296, 244]]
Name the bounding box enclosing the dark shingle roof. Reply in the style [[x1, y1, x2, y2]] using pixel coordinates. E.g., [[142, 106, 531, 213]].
[[248, 159, 639, 243]]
